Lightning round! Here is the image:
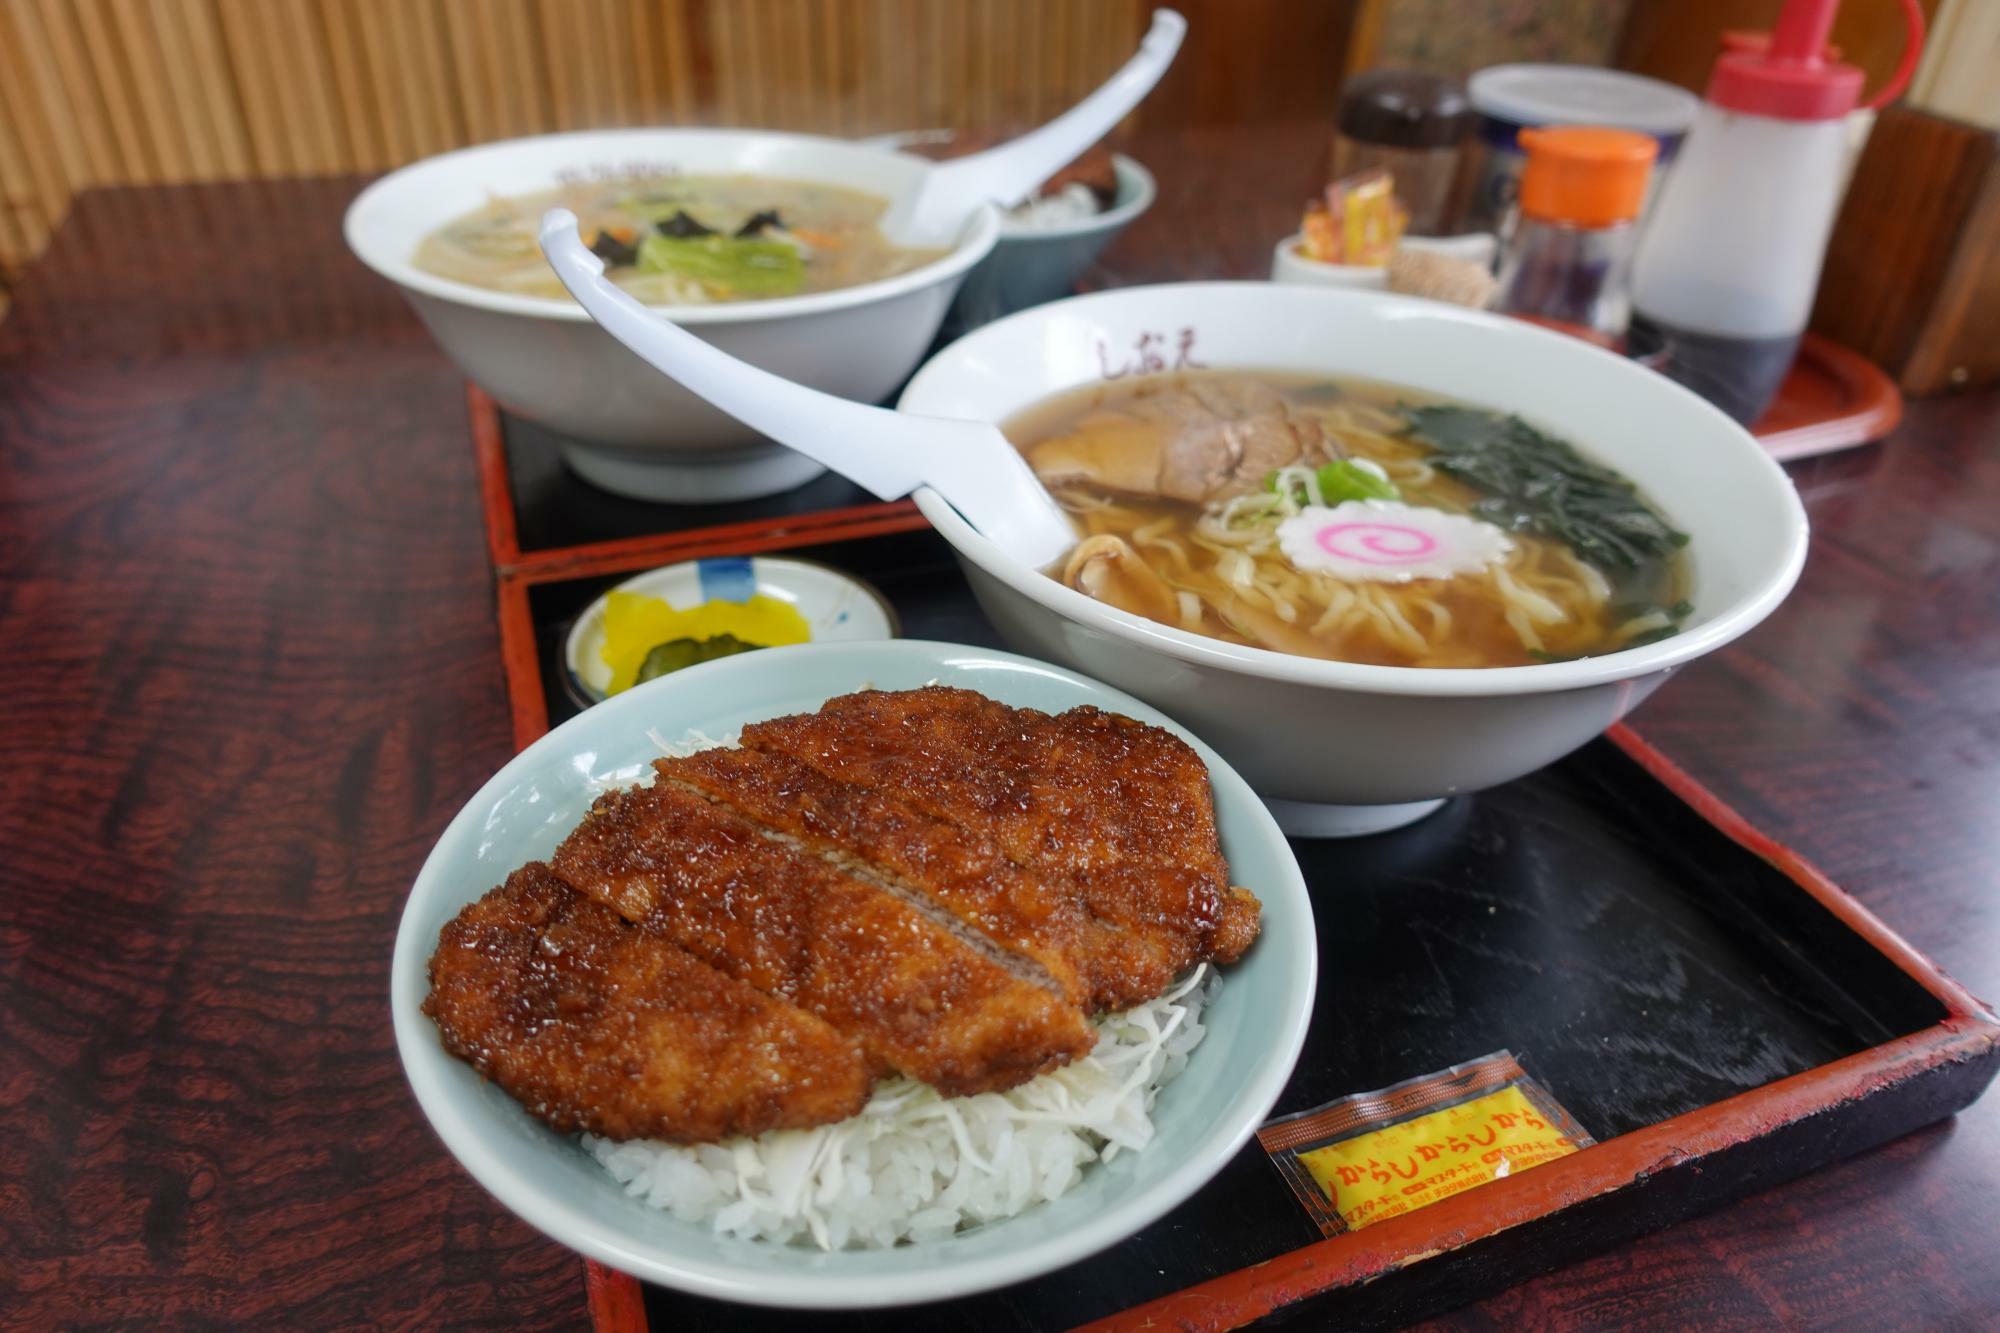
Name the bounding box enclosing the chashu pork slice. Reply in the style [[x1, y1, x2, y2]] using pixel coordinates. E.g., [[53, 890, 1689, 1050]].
[[551, 778, 1096, 1098], [742, 686, 1263, 969], [657, 747, 1184, 1013], [424, 863, 870, 1142]]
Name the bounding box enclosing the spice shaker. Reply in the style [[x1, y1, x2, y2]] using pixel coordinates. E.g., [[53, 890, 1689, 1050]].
[[1493, 127, 1656, 348], [1465, 65, 1697, 235], [1629, 0, 1926, 424], [1332, 71, 1474, 236]]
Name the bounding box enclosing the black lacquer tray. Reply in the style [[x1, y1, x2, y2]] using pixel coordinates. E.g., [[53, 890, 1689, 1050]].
[[473, 396, 1998, 1333]]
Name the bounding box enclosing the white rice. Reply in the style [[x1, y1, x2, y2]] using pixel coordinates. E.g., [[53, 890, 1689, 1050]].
[[587, 965, 1217, 1250], [1008, 181, 1106, 228]]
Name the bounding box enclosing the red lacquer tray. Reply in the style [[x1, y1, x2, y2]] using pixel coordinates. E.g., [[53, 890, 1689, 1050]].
[[462, 378, 1981, 1332], [1753, 333, 1904, 461]]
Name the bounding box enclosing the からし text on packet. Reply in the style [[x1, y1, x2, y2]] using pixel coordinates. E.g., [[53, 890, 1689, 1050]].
[[1257, 1050, 1594, 1237]]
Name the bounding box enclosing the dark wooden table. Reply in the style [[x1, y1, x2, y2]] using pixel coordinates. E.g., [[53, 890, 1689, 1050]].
[[2, 125, 1995, 1329]]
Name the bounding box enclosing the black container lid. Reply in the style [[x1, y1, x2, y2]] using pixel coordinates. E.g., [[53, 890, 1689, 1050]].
[[1338, 70, 1474, 149]]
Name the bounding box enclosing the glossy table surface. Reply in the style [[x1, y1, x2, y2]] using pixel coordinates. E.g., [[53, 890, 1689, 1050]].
[[2, 125, 1996, 1328]]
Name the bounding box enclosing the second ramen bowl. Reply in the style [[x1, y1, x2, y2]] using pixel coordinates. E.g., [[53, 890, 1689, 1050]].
[[345, 129, 999, 502], [902, 283, 1808, 836]]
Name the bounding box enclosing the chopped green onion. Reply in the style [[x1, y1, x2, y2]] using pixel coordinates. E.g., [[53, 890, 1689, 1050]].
[[1265, 460, 1400, 507], [1315, 458, 1399, 503]]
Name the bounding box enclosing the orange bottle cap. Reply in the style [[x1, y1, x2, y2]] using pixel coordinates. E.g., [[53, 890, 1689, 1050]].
[[1516, 126, 1657, 228]]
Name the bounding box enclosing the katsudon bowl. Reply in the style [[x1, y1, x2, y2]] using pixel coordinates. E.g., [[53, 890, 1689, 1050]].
[[902, 283, 1808, 836], [390, 640, 1315, 1309], [344, 129, 1001, 502]]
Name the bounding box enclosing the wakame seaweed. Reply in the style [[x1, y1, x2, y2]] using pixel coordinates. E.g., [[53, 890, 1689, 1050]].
[[655, 209, 717, 239], [1399, 405, 1688, 573], [588, 229, 638, 267]]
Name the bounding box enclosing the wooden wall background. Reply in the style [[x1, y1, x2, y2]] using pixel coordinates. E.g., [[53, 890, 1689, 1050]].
[[0, 0, 1176, 278], [0, 0, 1949, 289], [1617, 0, 1942, 95]]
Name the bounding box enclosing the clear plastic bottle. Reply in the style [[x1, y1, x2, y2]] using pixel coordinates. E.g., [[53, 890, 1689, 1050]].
[[1493, 127, 1656, 349], [1629, 0, 1925, 423]]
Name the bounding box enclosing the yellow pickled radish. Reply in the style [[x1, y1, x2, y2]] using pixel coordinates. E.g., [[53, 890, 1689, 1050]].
[[600, 590, 811, 694]]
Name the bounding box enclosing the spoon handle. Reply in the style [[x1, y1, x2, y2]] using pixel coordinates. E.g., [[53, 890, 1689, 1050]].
[[538, 213, 1078, 567], [539, 212, 960, 499], [897, 9, 1185, 238]]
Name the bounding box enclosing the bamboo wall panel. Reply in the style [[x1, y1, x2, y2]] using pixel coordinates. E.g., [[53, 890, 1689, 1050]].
[[0, 0, 1148, 278], [1910, 0, 2000, 131]]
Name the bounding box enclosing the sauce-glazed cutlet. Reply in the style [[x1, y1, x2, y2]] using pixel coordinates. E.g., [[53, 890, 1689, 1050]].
[[741, 686, 1262, 969], [423, 863, 870, 1142], [551, 779, 1097, 1097], [658, 747, 1184, 1012]]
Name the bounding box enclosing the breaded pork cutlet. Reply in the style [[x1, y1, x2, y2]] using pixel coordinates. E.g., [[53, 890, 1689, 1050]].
[[658, 747, 1185, 1012], [423, 863, 870, 1142], [551, 778, 1097, 1098], [741, 686, 1263, 968]]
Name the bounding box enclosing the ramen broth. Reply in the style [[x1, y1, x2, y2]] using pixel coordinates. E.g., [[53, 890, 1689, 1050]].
[[415, 174, 947, 304], [1008, 371, 1690, 669]]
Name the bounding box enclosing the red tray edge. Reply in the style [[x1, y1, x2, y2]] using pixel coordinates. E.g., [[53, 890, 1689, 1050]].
[[1755, 333, 1905, 462], [1073, 725, 1998, 1333]]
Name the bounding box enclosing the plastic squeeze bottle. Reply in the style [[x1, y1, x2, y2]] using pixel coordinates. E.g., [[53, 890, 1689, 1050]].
[[1628, 0, 1924, 424]]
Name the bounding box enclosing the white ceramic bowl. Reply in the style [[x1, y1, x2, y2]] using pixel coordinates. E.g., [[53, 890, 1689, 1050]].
[[865, 133, 1157, 330], [392, 640, 1316, 1307], [952, 154, 1155, 330], [345, 129, 1000, 502], [1268, 235, 1388, 290], [901, 283, 1809, 836], [1269, 232, 1500, 289]]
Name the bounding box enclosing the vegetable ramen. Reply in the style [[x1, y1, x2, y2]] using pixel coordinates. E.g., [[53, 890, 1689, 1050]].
[[1010, 372, 1690, 669], [415, 174, 947, 305]]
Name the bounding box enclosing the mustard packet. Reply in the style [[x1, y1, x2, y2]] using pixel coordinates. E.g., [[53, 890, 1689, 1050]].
[[1257, 1051, 1594, 1237]]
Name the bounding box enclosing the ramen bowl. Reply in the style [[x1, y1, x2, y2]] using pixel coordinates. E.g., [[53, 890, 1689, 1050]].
[[901, 282, 1808, 836], [345, 129, 1000, 502]]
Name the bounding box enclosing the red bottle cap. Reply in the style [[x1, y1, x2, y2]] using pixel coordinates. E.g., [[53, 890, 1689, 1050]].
[[1707, 0, 1863, 120], [1710, 0, 1928, 120], [1719, 29, 1841, 61]]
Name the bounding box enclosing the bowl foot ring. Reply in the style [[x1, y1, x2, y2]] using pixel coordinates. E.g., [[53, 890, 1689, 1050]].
[[1262, 795, 1448, 838], [561, 441, 828, 503]]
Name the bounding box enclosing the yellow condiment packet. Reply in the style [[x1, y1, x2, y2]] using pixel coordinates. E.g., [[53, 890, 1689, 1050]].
[[1295, 169, 1409, 267], [1258, 1051, 1593, 1237], [1299, 200, 1342, 263], [1338, 169, 1403, 267]]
